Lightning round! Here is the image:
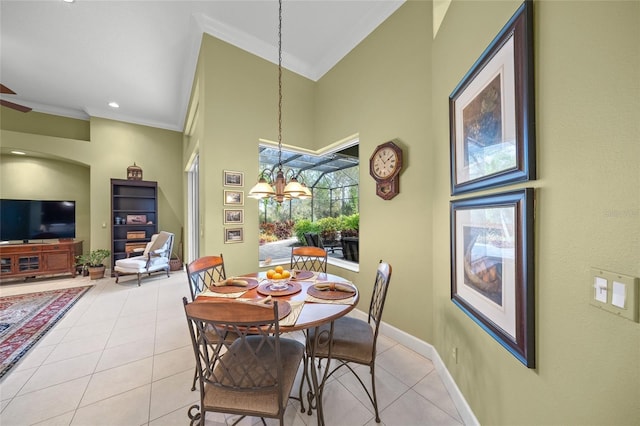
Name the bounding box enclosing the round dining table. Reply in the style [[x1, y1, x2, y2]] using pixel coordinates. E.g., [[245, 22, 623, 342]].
[[194, 270, 359, 426]]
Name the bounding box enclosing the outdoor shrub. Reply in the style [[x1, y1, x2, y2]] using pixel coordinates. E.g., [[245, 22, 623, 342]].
[[260, 220, 294, 240], [343, 213, 359, 231], [293, 219, 319, 244], [259, 222, 276, 236], [259, 233, 278, 245], [317, 217, 340, 242], [274, 220, 294, 239], [291, 214, 359, 243]]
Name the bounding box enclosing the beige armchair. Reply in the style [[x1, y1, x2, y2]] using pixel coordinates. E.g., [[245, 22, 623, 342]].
[[114, 231, 174, 286]]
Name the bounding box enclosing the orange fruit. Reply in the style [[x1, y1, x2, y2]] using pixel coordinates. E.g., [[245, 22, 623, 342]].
[[272, 272, 282, 280], [266, 269, 275, 279], [282, 270, 291, 278], [274, 265, 284, 274]]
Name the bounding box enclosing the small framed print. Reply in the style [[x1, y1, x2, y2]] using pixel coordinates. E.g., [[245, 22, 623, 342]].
[[126, 214, 147, 224], [224, 170, 244, 187], [223, 209, 243, 225], [224, 228, 243, 244], [224, 190, 244, 206]]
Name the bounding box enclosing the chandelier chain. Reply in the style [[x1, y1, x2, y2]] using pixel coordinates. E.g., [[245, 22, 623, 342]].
[[248, 0, 312, 203], [277, 0, 283, 168]]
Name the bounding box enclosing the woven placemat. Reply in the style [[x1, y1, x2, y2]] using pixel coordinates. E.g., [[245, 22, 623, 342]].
[[256, 300, 291, 319], [307, 283, 356, 300], [291, 270, 314, 280]]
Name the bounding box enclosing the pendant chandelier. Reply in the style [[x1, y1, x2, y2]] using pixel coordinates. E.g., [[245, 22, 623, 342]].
[[248, 0, 312, 204]]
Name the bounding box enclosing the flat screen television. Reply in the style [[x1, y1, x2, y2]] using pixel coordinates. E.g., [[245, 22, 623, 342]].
[[0, 199, 76, 242]]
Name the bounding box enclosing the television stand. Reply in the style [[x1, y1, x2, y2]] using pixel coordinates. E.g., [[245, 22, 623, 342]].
[[0, 241, 83, 280]]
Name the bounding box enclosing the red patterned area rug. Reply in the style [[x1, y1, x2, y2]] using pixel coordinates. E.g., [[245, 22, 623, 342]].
[[0, 286, 92, 379]]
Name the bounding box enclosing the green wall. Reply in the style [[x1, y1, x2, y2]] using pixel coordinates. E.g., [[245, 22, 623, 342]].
[[315, 1, 434, 342], [0, 116, 184, 262], [430, 1, 639, 424], [0, 108, 90, 141], [316, 0, 639, 424], [0, 155, 90, 245], [183, 35, 315, 277]]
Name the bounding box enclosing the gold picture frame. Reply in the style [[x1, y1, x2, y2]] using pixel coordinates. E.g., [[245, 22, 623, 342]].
[[224, 228, 243, 244], [223, 190, 244, 206], [223, 170, 244, 187]]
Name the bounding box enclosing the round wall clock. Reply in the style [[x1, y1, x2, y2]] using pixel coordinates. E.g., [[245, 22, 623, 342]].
[[369, 141, 403, 200]]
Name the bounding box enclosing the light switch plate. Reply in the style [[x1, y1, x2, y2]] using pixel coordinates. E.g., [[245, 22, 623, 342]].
[[590, 268, 639, 322], [593, 276, 608, 303]]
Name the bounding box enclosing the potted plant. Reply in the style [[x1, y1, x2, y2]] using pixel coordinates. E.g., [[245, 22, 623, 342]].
[[340, 213, 359, 238], [293, 219, 320, 245], [76, 249, 111, 280], [317, 217, 340, 244]]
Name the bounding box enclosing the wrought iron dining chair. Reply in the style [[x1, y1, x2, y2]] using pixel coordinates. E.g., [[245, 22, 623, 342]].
[[183, 298, 305, 426], [306, 260, 392, 423], [186, 254, 227, 300], [290, 246, 327, 273], [185, 254, 231, 391]]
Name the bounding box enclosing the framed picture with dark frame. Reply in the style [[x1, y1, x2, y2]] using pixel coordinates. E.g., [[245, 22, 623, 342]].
[[223, 209, 243, 225], [223, 190, 244, 206], [449, 1, 535, 195], [450, 188, 535, 368], [224, 228, 243, 244], [223, 170, 244, 187]]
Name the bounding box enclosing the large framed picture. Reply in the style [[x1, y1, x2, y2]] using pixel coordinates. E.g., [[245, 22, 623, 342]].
[[223, 209, 243, 225], [223, 170, 244, 187], [224, 228, 243, 244], [449, 1, 535, 195], [450, 188, 535, 367], [224, 190, 244, 206]]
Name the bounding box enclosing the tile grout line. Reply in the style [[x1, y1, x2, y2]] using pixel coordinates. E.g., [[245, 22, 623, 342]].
[[147, 279, 162, 424]]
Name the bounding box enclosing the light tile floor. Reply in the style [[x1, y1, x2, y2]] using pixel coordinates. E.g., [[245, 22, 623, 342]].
[[0, 271, 464, 426]]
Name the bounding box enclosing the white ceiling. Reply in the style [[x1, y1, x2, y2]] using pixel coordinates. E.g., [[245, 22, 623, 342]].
[[0, 0, 404, 132]]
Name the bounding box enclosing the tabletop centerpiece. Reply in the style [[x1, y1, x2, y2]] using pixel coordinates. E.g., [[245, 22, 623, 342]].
[[266, 265, 292, 290]]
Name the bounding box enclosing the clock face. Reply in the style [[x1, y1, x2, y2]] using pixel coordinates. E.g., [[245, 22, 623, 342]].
[[372, 147, 398, 179]]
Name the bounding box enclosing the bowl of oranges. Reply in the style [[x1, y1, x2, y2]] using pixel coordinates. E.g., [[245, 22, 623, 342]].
[[265, 265, 292, 290]]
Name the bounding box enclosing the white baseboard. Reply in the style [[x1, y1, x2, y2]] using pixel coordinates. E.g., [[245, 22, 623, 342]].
[[349, 309, 479, 426]]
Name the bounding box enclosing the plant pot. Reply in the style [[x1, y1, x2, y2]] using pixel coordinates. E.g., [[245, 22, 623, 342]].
[[88, 265, 106, 280], [341, 237, 359, 262]]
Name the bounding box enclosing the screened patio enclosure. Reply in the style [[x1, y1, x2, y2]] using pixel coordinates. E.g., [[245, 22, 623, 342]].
[[256, 144, 359, 224]]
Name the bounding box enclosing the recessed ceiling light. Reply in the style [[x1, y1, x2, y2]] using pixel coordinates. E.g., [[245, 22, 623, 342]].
[[108, 102, 120, 108], [11, 151, 26, 155], [63, 0, 75, 3]]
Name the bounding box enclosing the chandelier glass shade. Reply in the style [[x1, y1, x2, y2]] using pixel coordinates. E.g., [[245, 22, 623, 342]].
[[248, 0, 311, 204], [249, 168, 312, 203]]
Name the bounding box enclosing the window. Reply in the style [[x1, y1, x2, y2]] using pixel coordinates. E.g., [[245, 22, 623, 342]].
[[256, 143, 359, 265]]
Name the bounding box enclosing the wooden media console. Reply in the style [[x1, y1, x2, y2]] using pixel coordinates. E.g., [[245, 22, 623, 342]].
[[0, 240, 83, 280]]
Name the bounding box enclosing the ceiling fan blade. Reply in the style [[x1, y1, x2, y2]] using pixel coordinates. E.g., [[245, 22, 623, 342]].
[[0, 84, 17, 95], [0, 99, 32, 113]]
